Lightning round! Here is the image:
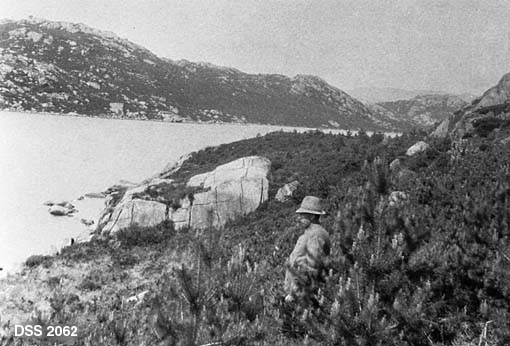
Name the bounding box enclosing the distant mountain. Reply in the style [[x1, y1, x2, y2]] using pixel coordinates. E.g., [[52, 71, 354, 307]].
[[347, 87, 444, 104], [347, 87, 476, 104], [373, 94, 468, 129], [0, 18, 394, 131], [432, 73, 510, 139]]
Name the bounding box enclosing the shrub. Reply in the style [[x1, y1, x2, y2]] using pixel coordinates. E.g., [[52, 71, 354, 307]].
[[20, 131, 510, 345], [115, 220, 175, 248], [24, 255, 52, 268], [472, 117, 506, 137]]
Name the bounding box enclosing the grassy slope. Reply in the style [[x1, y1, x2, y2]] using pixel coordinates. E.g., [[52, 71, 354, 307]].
[[2, 129, 510, 346]]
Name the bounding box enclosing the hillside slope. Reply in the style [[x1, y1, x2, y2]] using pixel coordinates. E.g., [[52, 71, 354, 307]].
[[347, 86, 476, 104], [431, 73, 510, 139], [374, 94, 467, 129], [2, 130, 510, 345], [0, 18, 392, 130]]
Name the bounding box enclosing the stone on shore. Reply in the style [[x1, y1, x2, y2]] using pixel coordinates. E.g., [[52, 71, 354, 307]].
[[48, 205, 74, 216], [84, 192, 106, 198]]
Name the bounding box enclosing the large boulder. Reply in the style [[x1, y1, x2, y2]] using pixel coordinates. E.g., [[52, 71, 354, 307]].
[[101, 200, 168, 234], [98, 156, 271, 233], [178, 156, 271, 229]]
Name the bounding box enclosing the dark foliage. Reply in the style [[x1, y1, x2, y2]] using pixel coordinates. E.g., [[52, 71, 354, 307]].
[[24, 255, 52, 268], [13, 130, 510, 346]]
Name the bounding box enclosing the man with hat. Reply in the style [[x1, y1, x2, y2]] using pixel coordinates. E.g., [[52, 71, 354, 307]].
[[284, 195, 331, 303]]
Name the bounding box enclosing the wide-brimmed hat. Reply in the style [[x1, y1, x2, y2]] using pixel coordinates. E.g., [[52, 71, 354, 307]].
[[296, 196, 326, 215]]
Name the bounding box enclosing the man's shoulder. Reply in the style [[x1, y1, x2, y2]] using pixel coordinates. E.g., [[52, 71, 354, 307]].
[[307, 224, 329, 238]]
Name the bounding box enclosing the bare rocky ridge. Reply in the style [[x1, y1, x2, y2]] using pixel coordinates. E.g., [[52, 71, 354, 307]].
[[373, 94, 468, 130], [431, 73, 510, 139], [347, 86, 476, 105], [1, 18, 393, 130]]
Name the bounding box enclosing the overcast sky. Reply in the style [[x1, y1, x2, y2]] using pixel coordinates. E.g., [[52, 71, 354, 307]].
[[2, 0, 510, 94]]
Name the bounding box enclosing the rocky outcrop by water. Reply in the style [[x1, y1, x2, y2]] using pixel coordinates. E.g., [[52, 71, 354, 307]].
[[101, 200, 168, 234], [98, 156, 271, 233]]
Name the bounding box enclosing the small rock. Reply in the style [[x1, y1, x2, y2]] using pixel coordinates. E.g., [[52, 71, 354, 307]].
[[62, 202, 75, 210], [84, 192, 106, 198], [389, 158, 402, 172], [126, 290, 150, 305], [406, 141, 430, 156], [80, 218, 94, 226], [49, 205, 72, 216], [53, 200, 74, 208], [275, 180, 299, 202], [388, 191, 409, 207]]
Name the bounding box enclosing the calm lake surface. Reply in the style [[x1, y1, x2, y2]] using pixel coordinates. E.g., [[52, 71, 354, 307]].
[[1, 111, 358, 277]]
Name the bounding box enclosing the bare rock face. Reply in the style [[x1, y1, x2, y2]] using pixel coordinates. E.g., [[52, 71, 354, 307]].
[[430, 73, 510, 139], [101, 200, 168, 234], [474, 73, 510, 109], [98, 156, 271, 233], [159, 153, 193, 178], [375, 94, 467, 129], [176, 156, 271, 230], [430, 117, 450, 138], [406, 141, 430, 156], [97, 178, 173, 233]]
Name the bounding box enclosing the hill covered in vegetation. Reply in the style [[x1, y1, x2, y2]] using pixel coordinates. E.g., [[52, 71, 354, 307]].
[[2, 126, 510, 346], [0, 18, 400, 131]]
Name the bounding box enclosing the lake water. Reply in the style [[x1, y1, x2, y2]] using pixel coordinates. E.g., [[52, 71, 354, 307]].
[[1, 111, 359, 277]]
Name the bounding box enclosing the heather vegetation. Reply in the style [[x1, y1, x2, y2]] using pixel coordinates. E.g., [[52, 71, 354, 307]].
[[2, 130, 510, 346]]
